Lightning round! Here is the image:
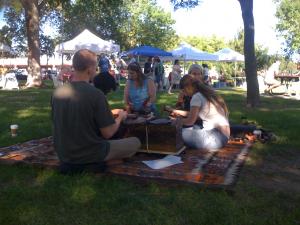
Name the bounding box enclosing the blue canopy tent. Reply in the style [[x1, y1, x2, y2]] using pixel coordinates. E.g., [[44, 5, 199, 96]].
[[124, 45, 172, 57]]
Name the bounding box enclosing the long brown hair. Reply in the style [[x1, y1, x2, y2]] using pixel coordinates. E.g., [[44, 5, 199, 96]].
[[127, 62, 146, 87], [181, 75, 229, 117]]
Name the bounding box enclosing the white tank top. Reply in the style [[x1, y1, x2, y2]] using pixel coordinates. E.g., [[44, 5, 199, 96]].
[[190, 92, 229, 130]]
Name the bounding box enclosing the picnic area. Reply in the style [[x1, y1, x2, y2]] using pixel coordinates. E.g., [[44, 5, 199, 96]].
[[1, 0, 300, 224], [0, 81, 299, 225]]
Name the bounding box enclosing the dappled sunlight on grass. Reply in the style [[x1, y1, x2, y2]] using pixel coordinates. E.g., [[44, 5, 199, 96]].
[[271, 135, 288, 145], [157, 98, 177, 105], [16, 108, 49, 119], [4, 96, 37, 105], [258, 107, 272, 112], [245, 157, 262, 166], [71, 185, 96, 204], [18, 206, 42, 224], [268, 107, 300, 112], [245, 141, 279, 166], [35, 170, 56, 187], [217, 88, 246, 95], [108, 100, 124, 108]]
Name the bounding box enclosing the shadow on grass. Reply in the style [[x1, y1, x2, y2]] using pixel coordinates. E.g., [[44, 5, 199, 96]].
[[0, 162, 299, 225]]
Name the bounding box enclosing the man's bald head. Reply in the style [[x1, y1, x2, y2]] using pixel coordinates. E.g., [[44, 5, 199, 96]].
[[72, 49, 97, 72]]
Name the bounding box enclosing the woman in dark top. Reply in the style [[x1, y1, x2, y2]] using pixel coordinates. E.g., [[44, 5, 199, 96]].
[[144, 56, 153, 75]]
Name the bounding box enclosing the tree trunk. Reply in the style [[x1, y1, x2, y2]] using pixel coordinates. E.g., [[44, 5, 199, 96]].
[[238, 0, 260, 107], [21, 0, 42, 87]]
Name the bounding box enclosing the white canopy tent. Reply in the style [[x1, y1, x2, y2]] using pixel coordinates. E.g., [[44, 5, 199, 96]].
[[214, 48, 245, 87], [171, 42, 218, 61], [214, 48, 244, 62], [55, 29, 120, 55]]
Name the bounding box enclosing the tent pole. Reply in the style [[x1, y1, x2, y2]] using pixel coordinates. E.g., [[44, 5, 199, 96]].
[[1, 51, 3, 70], [234, 61, 237, 87], [184, 56, 186, 75]]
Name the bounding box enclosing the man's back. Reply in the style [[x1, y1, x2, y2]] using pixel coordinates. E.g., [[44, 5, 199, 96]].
[[51, 81, 115, 164]]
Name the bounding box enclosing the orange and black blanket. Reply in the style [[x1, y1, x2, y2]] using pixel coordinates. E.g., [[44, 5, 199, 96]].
[[0, 136, 252, 189]]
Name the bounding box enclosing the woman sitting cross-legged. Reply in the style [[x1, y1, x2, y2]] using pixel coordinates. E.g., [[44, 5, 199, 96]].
[[124, 62, 157, 115], [174, 75, 230, 150]]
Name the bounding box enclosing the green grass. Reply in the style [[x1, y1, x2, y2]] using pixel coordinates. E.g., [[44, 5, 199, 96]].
[[0, 82, 300, 225]]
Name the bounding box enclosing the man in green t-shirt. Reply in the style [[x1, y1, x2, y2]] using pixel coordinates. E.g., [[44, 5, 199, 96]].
[[51, 49, 141, 174]]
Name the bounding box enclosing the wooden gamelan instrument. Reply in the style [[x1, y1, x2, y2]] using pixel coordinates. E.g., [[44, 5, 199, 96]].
[[122, 115, 186, 155]]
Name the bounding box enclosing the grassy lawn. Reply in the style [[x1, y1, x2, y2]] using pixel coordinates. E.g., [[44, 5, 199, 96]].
[[0, 81, 299, 225]]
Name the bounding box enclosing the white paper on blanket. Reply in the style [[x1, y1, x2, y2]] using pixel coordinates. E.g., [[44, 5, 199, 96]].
[[142, 155, 183, 170]]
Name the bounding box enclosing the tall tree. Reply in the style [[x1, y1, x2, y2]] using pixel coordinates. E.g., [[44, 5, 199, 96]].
[[0, 0, 42, 87], [125, 0, 178, 50], [275, 0, 300, 57], [0, 25, 13, 47], [22, 0, 41, 87], [40, 34, 55, 66], [2, 7, 27, 55], [238, 0, 259, 107], [60, 0, 178, 51], [170, 0, 260, 107], [0, 0, 69, 87]]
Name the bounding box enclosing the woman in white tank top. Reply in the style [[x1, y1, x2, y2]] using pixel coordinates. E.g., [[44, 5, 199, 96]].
[[175, 75, 230, 150]]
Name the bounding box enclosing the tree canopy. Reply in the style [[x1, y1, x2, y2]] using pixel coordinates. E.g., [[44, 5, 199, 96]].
[[182, 35, 226, 53], [1, 0, 179, 52], [60, 0, 178, 51], [275, 0, 300, 57], [0, 0, 179, 87]]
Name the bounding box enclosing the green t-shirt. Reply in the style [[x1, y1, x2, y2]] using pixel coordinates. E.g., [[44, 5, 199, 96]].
[[51, 81, 115, 164]]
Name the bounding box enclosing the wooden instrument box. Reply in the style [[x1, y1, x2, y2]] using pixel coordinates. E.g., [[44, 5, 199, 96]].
[[123, 118, 185, 155]]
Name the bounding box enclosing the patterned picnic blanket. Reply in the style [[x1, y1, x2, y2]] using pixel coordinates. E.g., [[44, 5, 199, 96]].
[[0, 137, 252, 189]]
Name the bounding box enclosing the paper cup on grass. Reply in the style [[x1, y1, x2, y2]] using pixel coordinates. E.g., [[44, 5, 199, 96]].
[[10, 124, 18, 137]]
